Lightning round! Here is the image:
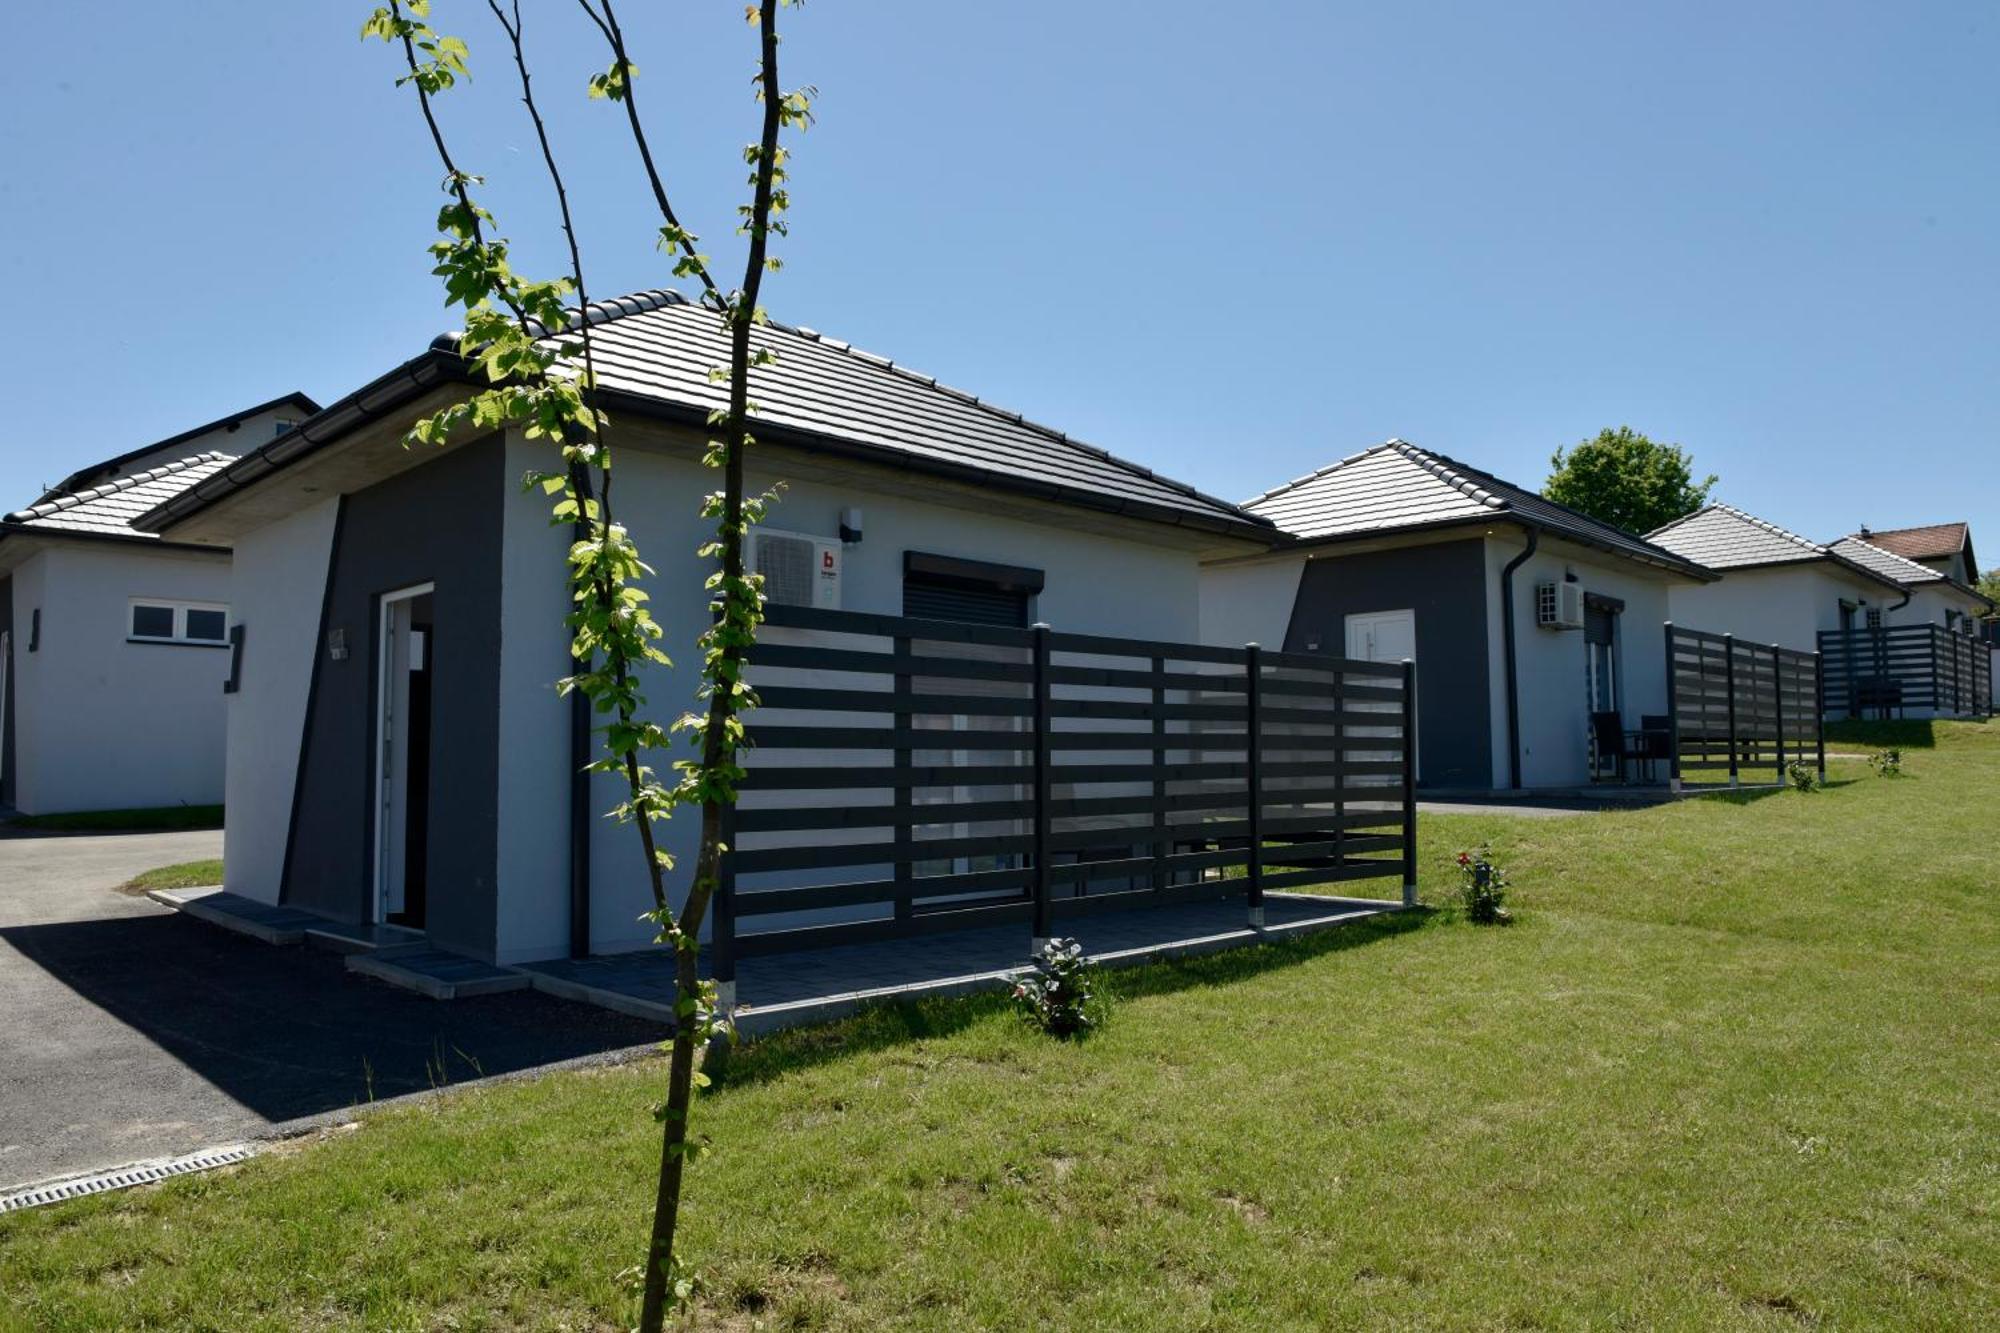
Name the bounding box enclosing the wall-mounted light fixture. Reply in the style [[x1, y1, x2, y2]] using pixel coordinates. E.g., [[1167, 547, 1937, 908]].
[[839, 506, 864, 544]]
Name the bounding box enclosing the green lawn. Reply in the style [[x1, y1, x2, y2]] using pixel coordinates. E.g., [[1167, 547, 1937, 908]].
[[6, 805, 224, 833], [119, 860, 225, 894], [4, 723, 1997, 1330]]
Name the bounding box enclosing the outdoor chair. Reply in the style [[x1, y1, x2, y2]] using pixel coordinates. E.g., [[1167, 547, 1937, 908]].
[[1635, 714, 1674, 782], [1589, 711, 1632, 782]]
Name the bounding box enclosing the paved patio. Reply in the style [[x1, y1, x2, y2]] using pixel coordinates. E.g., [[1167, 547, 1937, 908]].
[[524, 891, 1409, 1034]]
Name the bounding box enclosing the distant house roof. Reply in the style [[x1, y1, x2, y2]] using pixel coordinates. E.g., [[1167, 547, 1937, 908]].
[[1828, 536, 1947, 586], [1243, 440, 1715, 579], [5, 452, 238, 541], [1848, 521, 1975, 575], [138, 291, 1272, 543], [1646, 503, 1906, 592], [1829, 535, 1995, 613], [39, 391, 319, 503]]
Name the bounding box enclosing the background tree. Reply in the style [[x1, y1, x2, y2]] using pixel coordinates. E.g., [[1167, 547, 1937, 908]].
[[1543, 426, 1716, 535], [1976, 567, 2000, 613], [362, 1, 810, 1327]]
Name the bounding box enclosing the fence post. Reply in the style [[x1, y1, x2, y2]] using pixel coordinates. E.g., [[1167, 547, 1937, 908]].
[[1724, 633, 1740, 787], [1813, 650, 1827, 786], [1245, 643, 1264, 928], [1771, 643, 1785, 776], [1401, 657, 1418, 908], [713, 800, 737, 1019], [1150, 653, 1168, 900], [1664, 623, 1682, 793], [1030, 622, 1053, 954], [893, 633, 912, 922]]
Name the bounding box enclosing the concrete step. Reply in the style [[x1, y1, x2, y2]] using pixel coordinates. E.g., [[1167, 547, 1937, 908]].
[[346, 948, 529, 1000], [151, 888, 314, 947]]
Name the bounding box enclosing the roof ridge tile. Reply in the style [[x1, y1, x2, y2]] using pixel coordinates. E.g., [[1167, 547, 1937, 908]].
[[8, 451, 235, 523]]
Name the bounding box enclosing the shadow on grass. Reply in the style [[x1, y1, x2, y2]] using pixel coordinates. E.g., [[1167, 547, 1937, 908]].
[[716, 907, 1432, 1092], [2, 804, 225, 835], [1824, 719, 1939, 750], [1682, 777, 1860, 806]]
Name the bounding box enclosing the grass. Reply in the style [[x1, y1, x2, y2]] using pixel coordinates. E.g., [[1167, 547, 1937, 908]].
[[5, 725, 1999, 1330], [6, 805, 224, 833], [117, 860, 225, 895]]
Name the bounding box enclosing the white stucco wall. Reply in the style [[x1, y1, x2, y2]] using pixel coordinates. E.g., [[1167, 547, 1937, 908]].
[[1484, 533, 1680, 789], [220, 499, 340, 902], [1663, 562, 1887, 653], [1898, 582, 1985, 629], [1197, 553, 1307, 650], [6, 542, 232, 815], [493, 428, 1231, 962]]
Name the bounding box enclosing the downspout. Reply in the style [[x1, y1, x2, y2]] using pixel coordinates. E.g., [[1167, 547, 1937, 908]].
[[1498, 522, 1540, 790], [566, 467, 595, 959]]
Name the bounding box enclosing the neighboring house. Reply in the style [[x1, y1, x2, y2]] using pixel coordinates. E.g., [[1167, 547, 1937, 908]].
[[1645, 503, 1912, 649], [1199, 440, 1716, 792], [1849, 522, 1979, 587], [1832, 526, 1992, 634], [0, 393, 318, 815], [130, 290, 1277, 966]]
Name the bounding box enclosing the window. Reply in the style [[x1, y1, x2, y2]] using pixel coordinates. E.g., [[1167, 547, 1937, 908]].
[[1583, 595, 1622, 715], [273, 419, 298, 437], [901, 551, 1044, 628], [1866, 608, 1883, 629], [130, 600, 230, 646]]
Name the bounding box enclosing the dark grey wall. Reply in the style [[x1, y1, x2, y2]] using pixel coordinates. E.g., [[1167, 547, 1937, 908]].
[[1, 572, 14, 808], [283, 438, 504, 960], [1283, 538, 1494, 789]]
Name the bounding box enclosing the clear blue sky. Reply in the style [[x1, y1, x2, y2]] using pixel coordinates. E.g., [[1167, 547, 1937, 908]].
[[3, 2, 1994, 561]]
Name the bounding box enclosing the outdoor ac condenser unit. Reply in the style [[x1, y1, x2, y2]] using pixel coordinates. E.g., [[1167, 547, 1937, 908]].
[[746, 527, 842, 609], [1535, 580, 1585, 630]]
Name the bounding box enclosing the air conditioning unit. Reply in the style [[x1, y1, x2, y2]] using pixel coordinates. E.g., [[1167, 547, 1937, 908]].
[[1535, 580, 1584, 630], [746, 527, 841, 609]]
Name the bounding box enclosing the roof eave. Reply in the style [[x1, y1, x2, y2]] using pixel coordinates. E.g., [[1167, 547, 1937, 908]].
[[134, 350, 472, 534], [135, 350, 1276, 546], [1279, 512, 1718, 581], [593, 387, 1277, 545]]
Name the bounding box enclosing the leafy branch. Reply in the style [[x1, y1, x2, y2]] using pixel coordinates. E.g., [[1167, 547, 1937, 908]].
[[361, 0, 814, 1326]]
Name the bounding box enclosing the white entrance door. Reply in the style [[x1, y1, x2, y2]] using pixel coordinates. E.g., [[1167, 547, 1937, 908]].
[[1345, 609, 1415, 664], [373, 582, 434, 925], [1343, 610, 1417, 782]]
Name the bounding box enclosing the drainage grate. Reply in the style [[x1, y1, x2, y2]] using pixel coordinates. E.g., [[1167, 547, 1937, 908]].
[[0, 1144, 257, 1214]]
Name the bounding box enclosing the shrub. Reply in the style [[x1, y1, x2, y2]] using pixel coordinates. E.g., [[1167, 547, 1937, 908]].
[[1868, 749, 1904, 777], [1786, 761, 1818, 792], [1013, 938, 1100, 1039], [1455, 846, 1512, 925]]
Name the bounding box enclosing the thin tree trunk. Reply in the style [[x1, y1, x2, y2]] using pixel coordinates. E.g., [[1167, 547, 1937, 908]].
[[637, 5, 785, 1327]]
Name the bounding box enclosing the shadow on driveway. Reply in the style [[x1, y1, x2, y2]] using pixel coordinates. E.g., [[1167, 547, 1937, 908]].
[[1, 910, 665, 1185]]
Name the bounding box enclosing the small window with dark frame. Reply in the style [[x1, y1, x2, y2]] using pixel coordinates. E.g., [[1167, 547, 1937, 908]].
[[130, 603, 178, 640], [901, 551, 1045, 628], [130, 600, 231, 645]]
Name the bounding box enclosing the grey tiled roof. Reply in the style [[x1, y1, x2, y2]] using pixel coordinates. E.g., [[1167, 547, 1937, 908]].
[[536, 291, 1264, 534], [1646, 503, 1828, 569], [1245, 440, 1713, 576], [5, 453, 236, 537], [1828, 536, 1945, 586]]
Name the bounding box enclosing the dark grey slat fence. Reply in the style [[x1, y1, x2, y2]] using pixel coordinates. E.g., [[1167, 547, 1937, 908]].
[[1664, 623, 1825, 789], [711, 604, 1417, 981], [1817, 624, 1994, 720]]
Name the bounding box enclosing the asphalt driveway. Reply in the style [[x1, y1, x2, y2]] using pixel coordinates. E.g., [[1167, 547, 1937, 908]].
[[0, 828, 665, 1191]]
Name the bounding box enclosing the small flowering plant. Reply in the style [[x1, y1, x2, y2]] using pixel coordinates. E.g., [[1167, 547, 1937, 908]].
[[1868, 749, 1903, 778], [1013, 937, 1101, 1039], [1455, 845, 1512, 925], [1786, 761, 1818, 793]]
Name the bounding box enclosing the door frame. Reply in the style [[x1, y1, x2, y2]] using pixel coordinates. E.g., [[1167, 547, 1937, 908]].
[[371, 581, 434, 925]]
